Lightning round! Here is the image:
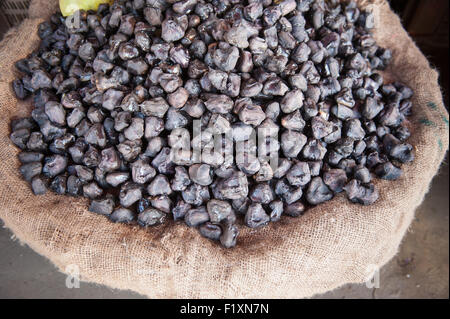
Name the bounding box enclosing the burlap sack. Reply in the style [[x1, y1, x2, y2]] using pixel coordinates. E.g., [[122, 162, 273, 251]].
[[0, 0, 448, 299]]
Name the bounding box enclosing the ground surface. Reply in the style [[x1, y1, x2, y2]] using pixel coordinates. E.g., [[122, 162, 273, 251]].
[[0, 160, 448, 299]]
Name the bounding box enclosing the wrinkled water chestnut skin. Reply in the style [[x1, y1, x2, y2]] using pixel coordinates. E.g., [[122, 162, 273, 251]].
[[10, 0, 414, 248]]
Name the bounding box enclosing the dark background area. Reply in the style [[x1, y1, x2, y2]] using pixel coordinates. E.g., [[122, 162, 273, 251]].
[[388, 0, 449, 107]]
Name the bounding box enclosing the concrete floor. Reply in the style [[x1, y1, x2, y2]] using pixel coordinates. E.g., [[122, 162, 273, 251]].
[[0, 160, 448, 299]]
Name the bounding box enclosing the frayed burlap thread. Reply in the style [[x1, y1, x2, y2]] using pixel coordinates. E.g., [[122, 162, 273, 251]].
[[0, 0, 448, 298]]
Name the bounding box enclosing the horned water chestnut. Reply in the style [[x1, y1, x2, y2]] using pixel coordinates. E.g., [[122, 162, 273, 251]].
[[10, 0, 415, 248]]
